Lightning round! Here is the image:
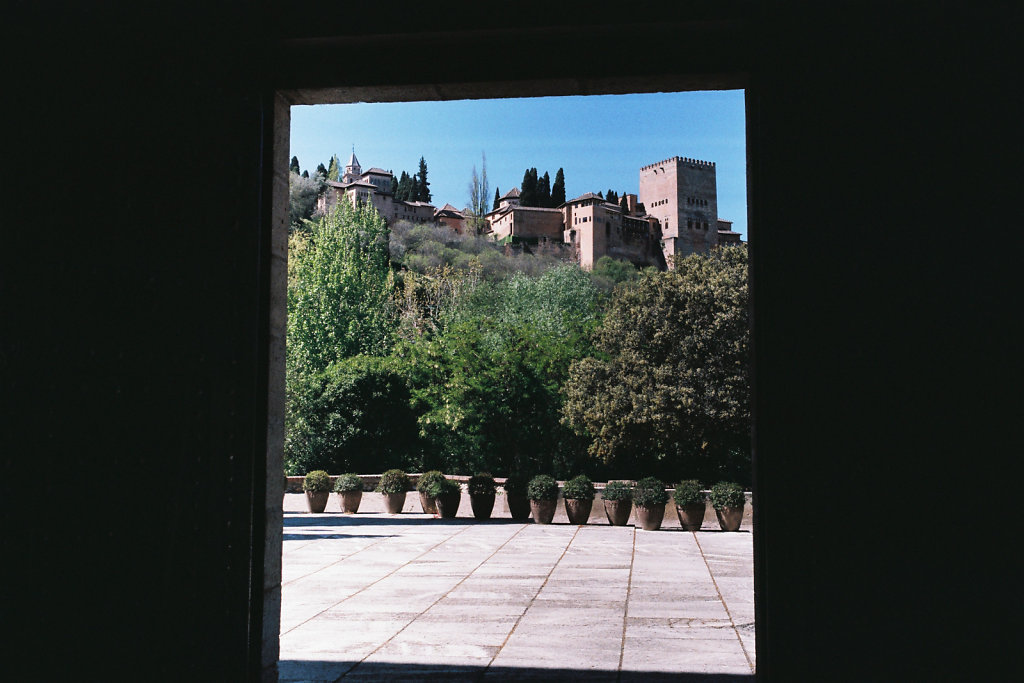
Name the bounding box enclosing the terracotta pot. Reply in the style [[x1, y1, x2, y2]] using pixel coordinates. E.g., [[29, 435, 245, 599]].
[[564, 498, 593, 525], [382, 491, 407, 514], [470, 493, 495, 520], [418, 491, 438, 515], [676, 503, 706, 531], [506, 494, 531, 520], [603, 499, 633, 526], [338, 490, 362, 514], [305, 490, 329, 513], [715, 504, 744, 531], [436, 492, 461, 518], [635, 503, 666, 531], [530, 499, 557, 524]]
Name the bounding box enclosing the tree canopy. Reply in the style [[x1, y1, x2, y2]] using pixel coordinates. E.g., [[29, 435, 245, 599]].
[[562, 245, 750, 483]]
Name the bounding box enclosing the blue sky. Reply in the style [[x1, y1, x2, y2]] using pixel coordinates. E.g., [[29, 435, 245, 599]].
[[290, 90, 747, 238]]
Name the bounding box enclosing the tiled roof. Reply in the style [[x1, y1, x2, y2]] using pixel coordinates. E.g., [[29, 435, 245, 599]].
[[362, 167, 390, 175], [500, 187, 520, 199], [564, 192, 605, 203]]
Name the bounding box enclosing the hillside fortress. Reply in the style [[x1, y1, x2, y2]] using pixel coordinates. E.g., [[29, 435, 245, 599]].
[[318, 152, 742, 269]]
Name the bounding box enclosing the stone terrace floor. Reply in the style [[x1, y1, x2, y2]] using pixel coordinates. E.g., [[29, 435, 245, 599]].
[[279, 492, 754, 682]]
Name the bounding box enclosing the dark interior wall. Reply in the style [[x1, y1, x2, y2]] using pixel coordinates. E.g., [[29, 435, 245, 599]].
[[4, 2, 1016, 680]]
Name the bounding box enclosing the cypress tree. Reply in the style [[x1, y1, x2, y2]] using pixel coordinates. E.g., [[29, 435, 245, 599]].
[[493, 187, 501, 210], [538, 171, 551, 207], [411, 175, 420, 203], [551, 168, 566, 206], [290, 156, 301, 174], [520, 167, 538, 207], [416, 156, 430, 202], [597, 191, 604, 199], [391, 175, 399, 196], [302, 170, 309, 179], [326, 155, 341, 182], [396, 171, 412, 201], [620, 195, 629, 213], [316, 163, 328, 179]]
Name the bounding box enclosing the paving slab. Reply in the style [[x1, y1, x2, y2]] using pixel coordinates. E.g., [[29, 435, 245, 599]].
[[280, 493, 754, 681]]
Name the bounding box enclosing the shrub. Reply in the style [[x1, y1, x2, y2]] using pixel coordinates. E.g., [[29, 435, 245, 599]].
[[503, 473, 530, 497], [527, 474, 559, 501], [333, 473, 363, 493], [562, 474, 595, 501], [673, 480, 704, 507], [427, 477, 462, 498], [601, 480, 633, 502], [632, 477, 669, 507], [416, 470, 446, 494], [376, 469, 411, 494], [303, 470, 331, 493], [709, 481, 745, 509], [468, 473, 497, 496]]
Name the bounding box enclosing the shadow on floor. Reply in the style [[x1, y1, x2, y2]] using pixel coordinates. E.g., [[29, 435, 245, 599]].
[[284, 515, 529, 527], [279, 660, 754, 682]]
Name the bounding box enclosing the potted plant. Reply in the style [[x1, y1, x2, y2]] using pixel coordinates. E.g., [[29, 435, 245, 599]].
[[429, 477, 462, 519], [562, 474, 595, 525], [673, 479, 706, 531], [601, 480, 633, 526], [710, 481, 746, 531], [376, 469, 411, 514], [503, 473, 531, 520], [527, 474, 559, 524], [333, 472, 364, 513], [632, 476, 669, 530], [416, 470, 445, 515], [468, 472, 497, 520], [303, 470, 331, 513]]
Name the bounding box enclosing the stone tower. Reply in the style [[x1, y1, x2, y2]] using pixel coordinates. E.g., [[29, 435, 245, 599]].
[[638, 156, 718, 265], [342, 148, 361, 184]]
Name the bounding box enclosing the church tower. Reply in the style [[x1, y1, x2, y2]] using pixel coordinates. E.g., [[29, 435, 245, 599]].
[[342, 148, 361, 184]]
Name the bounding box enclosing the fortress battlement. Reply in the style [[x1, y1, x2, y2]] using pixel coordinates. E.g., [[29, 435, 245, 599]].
[[641, 155, 715, 170]]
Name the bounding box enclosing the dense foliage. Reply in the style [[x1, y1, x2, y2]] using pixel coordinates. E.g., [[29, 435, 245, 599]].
[[302, 470, 331, 492], [468, 473, 497, 496], [284, 196, 750, 485], [562, 474, 595, 500], [333, 473, 363, 493], [503, 474, 530, 497], [673, 480, 704, 506], [709, 481, 745, 509], [632, 477, 670, 507], [601, 481, 633, 502], [376, 469, 411, 494], [426, 477, 461, 498], [416, 470, 445, 494], [284, 355, 421, 475], [527, 475, 559, 501], [562, 245, 750, 484], [287, 201, 396, 376]]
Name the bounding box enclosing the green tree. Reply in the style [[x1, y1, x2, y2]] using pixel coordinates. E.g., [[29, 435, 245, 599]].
[[285, 355, 421, 475], [416, 156, 431, 202], [289, 156, 300, 174], [466, 152, 490, 234], [316, 163, 328, 179], [538, 171, 551, 207], [302, 170, 309, 179], [288, 171, 325, 233], [562, 246, 750, 483], [551, 168, 566, 206], [589, 255, 638, 292], [287, 200, 396, 377], [520, 167, 538, 206], [396, 170, 412, 201], [493, 187, 501, 210], [620, 195, 629, 212], [391, 175, 399, 195], [326, 154, 341, 182], [401, 265, 602, 477]]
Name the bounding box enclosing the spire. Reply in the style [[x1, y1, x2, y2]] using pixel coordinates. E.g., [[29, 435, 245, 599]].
[[347, 146, 360, 171]]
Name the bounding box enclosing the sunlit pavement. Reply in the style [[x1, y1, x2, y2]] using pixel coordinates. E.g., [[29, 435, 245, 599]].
[[279, 492, 754, 681]]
